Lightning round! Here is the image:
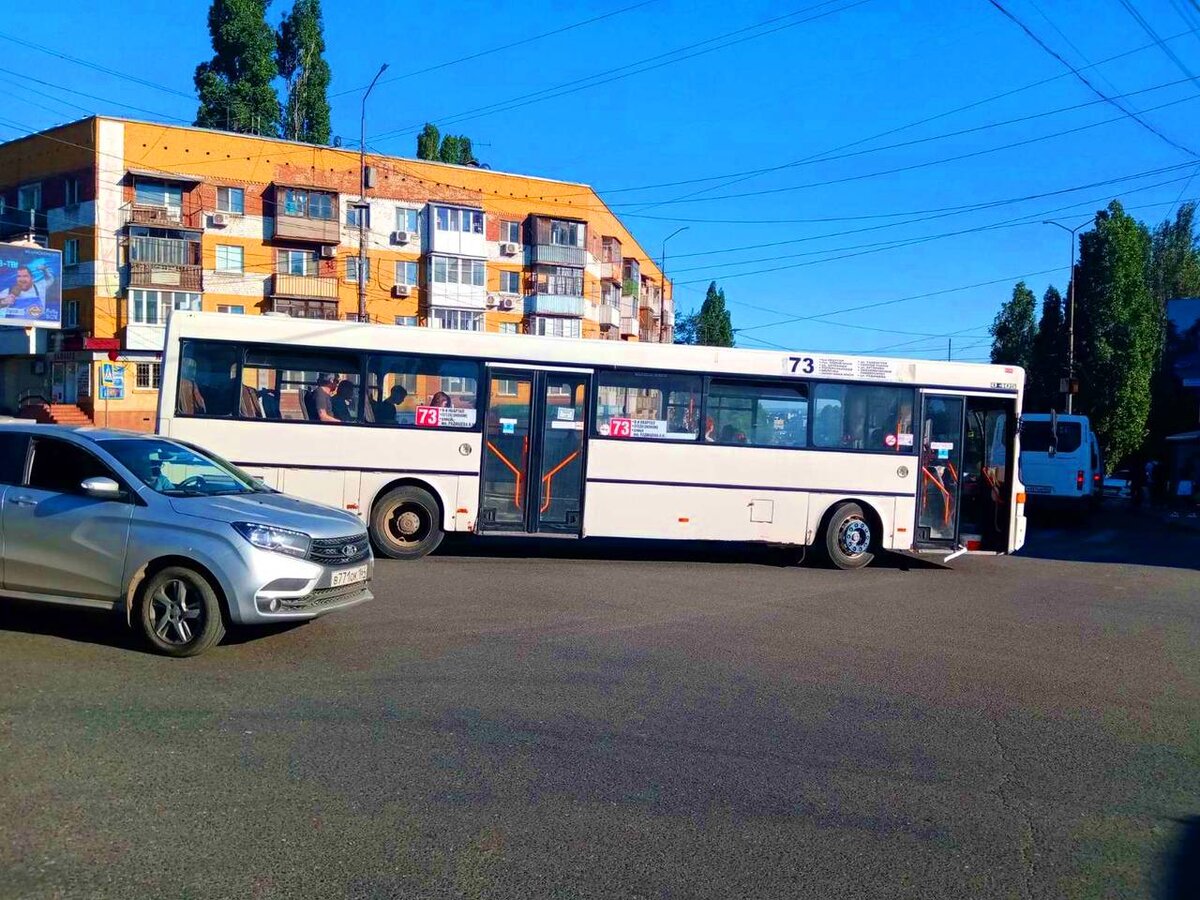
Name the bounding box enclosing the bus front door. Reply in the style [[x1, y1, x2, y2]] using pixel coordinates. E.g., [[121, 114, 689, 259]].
[[479, 368, 589, 535], [917, 394, 966, 548]]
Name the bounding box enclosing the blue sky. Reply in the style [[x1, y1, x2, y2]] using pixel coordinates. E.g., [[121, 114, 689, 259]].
[[3, 0, 1199, 362]]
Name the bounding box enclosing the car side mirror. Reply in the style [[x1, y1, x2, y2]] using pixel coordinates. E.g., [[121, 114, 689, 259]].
[[81, 476, 122, 499]]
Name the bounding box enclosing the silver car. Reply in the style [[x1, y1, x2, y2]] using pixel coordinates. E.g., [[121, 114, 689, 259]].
[[0, 425, 372, 657]]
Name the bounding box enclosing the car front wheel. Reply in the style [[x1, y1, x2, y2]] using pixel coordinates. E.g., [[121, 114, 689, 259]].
[[138, 566, 226, 657]]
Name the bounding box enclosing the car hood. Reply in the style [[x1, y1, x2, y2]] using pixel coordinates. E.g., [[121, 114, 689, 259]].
[[169, 492, 365, 538]]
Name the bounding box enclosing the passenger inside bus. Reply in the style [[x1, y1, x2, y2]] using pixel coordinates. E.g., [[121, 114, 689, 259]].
[[331, 380, 357, 422], [374, 385, 408, 423], [429, 391, 452, 408], [304, 374, 341, 423]]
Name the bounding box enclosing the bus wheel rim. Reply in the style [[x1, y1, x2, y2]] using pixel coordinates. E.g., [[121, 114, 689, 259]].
[[839, 518, 870, 556], [390, 505, 428, 544]]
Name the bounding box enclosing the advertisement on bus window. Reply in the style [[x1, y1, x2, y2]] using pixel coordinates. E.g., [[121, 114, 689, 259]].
[[0, 243, 62, 329]]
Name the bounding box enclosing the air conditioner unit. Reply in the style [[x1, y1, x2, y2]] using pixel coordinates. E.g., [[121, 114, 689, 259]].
[[485, 294, 498, 308], [500, 242, 519, 256], [499, 296, 514, 311], [392, 284, 412, 298], [211, 213, 229, 227], [391, 230, 412, 245], [319, 245, 336, 258]]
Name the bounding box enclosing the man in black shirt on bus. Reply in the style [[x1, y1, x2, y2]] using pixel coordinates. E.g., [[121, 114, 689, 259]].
[[305, 374, 340, 423]]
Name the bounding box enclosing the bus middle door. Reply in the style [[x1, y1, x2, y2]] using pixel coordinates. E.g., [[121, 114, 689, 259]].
[[916, 393, 966, 548]]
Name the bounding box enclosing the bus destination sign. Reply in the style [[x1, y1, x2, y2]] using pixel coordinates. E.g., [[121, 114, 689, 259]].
[[784, 354, 898, 381]]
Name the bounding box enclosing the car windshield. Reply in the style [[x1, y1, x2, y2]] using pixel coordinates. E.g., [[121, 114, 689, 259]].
[[101, 438, 262, 497]]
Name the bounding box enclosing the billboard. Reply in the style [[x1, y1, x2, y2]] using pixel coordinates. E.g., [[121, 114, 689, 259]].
[[0, 243, 62, 329]]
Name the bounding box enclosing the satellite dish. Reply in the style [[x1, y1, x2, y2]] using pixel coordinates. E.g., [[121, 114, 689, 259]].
[[333, 136, 343, 148]]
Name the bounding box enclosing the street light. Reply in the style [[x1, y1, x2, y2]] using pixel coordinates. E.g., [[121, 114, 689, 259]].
[[1042, 218, 1090, 414], [658, 226, 689, 342], [358, 63, 389, 322]]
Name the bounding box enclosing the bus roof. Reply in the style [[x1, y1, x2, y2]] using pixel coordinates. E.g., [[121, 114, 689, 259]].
[[166, 312, 1023, 393]]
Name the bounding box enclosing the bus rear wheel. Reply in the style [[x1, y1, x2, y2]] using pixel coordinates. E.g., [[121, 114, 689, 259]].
[[370, 486, 444, 560], [824, 502, 875, 570]]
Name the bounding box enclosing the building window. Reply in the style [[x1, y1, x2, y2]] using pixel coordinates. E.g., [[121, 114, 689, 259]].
[[431, 255, 485, 286], [64, 300, 79, 328], [534, 266, 583, 296], [495, 378, 519, 396], [395, 207, 420, 234], [431, 308, 483, 331], [217, 304, 245, 314], [499, 322, 519, 334], [129, 290, 201, 325], [395, 260, 418, 286], [549, 219, 584, 247], [276, 248, 317, 276], [500, 220, 521, 243], [63, 239, 79, 266], [136, 363, 162, 390], [215, 245, 244, 273], [346, 203, 370, 228], [217, 186, 245, 214], [499, 270, 521, 294], [63, 177, 80, 206], [282, 188, 334, 220], [394, 315, 419, 327], [346, 256, 370, 283], [17, 183, 41, 211], [434, 206, 484, 234], [530, 316, 581, 339], [134, 180, 181, 210]]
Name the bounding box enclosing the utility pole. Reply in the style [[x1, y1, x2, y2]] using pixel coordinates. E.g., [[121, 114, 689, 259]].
[[658, 226, 688, 342], [358, 63, 388, 322], [947, 338, 951, 361], [1043, 219, 1089, 414]]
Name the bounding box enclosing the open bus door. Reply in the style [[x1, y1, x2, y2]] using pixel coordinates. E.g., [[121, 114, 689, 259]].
[[917, 392, 1017, 554]]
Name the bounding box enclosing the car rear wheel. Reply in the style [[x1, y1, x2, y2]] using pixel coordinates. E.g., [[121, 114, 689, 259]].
[[138, 566, 225, 657], [824, 502, 875, 570], [370, 486, 444, 559]]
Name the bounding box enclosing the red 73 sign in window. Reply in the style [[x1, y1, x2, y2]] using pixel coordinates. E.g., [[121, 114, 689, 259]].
[[416, 406, 440, 427]]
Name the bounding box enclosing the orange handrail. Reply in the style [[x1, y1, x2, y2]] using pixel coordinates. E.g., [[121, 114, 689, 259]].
[[923, 466, 954, 527], [540, 450, 580, 513], [486, 440, 524, 510]]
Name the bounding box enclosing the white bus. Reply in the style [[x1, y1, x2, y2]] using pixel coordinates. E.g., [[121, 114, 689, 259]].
[[159, 312, 1027, 569]]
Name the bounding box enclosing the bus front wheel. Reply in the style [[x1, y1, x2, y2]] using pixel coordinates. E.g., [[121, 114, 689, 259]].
[[370, 486, 445, 560], [824, 502, 875, 570]]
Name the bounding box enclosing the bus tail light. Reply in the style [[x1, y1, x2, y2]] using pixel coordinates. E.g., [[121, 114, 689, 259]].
[[1076, 470, 1085, 491], [1016, 492, 1027, 505]]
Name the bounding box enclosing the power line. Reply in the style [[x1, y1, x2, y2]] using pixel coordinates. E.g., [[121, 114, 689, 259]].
[[369, 0, 874, 142], [984, 0, 1199, 157], [0, 31, 193, 99], [1116, 0, 1200, 90], [331, 0, 663, 98]]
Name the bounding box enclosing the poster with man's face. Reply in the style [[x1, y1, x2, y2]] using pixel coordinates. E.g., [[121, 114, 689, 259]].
[[0, 244, 62, 328]]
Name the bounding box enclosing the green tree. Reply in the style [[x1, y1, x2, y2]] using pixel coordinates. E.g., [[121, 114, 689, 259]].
[[416, 123, 440, 160], [989, 281, 1037, 368], [1074, 201, 1159, 469], [695, 281, 734, 347], [276, 0, 331, 144], [194, 0, 280, 136], [1025, 284, 1065, 411], [673, 310, 699, 344], [437, 135, 462, 164]]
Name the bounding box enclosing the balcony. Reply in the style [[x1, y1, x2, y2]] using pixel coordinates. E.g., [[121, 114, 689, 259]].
[[272, 185, 340, 244], [129, 262, 202, 291], [271, 273, 339, 300], [121, 202, 202, 230], [601, 237, 622, 281], [530, 243, 586, 267], [128, 234, 202, 291], [525, 294, 585, 317], [598, 303, 620, 328], [268, 298, 339, 320], [619, 316, 638, 338]]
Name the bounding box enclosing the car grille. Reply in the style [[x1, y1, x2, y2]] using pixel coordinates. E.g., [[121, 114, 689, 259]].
[[307, 534, 371, 565], [278, 582, 370, 611]]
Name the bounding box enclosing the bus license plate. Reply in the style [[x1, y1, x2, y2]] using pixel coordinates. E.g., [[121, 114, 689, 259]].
[[330, 565, 369, 587], [1026, 485, 1051, 494]]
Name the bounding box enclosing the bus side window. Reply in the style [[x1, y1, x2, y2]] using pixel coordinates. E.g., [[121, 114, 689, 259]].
[[366, 353, 480, 428], [242, 348, 363, 424], [176, 340, 239, 418], [594, 371, 701, 440]]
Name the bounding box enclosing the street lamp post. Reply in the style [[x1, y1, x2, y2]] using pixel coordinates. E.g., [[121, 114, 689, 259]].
[[658, 226, 688, 343], [1042, 219, 1090, 414], [358, 63, 389, 322]]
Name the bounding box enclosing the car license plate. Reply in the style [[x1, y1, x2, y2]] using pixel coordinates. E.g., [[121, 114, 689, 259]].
[[330, 564, 368, 588], [1026, 485, 1051, 494]]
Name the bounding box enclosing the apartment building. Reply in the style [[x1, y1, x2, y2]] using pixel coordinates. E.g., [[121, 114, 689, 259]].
[[0, 116, 672, 430]]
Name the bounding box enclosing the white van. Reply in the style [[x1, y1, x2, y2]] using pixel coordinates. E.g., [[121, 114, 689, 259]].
[[1019, 413, 1103, 514]]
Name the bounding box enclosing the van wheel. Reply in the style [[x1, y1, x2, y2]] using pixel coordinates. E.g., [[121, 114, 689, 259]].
[[824, 502, 875, 570], [371, 486, 444, 559], [138, 566, 225, 657]]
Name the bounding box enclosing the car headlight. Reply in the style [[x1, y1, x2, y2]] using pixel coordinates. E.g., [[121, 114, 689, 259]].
[[231, 521, 312, 558]]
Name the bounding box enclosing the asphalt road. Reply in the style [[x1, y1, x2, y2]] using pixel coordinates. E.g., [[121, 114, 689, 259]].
[[1, 509, 1197, 899]]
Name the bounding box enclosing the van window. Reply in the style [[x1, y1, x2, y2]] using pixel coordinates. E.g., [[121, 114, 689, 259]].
[[1022, 421, 1082, 453]]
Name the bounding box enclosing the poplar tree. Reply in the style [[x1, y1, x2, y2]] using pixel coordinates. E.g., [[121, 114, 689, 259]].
[[695, 281, 734, 347], [416, 124, 440, 160], [989, 281, 1037, 368], [1026, 285, 1065, 411], [194, 0, 280, 136], [277, 0, 331, 144]]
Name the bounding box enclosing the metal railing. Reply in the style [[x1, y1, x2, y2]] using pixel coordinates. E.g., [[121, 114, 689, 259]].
[[271, 273, 340, 300]]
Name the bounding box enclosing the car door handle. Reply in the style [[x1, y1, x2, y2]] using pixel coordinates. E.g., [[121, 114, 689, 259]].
[[9, 496, 37, 507]]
